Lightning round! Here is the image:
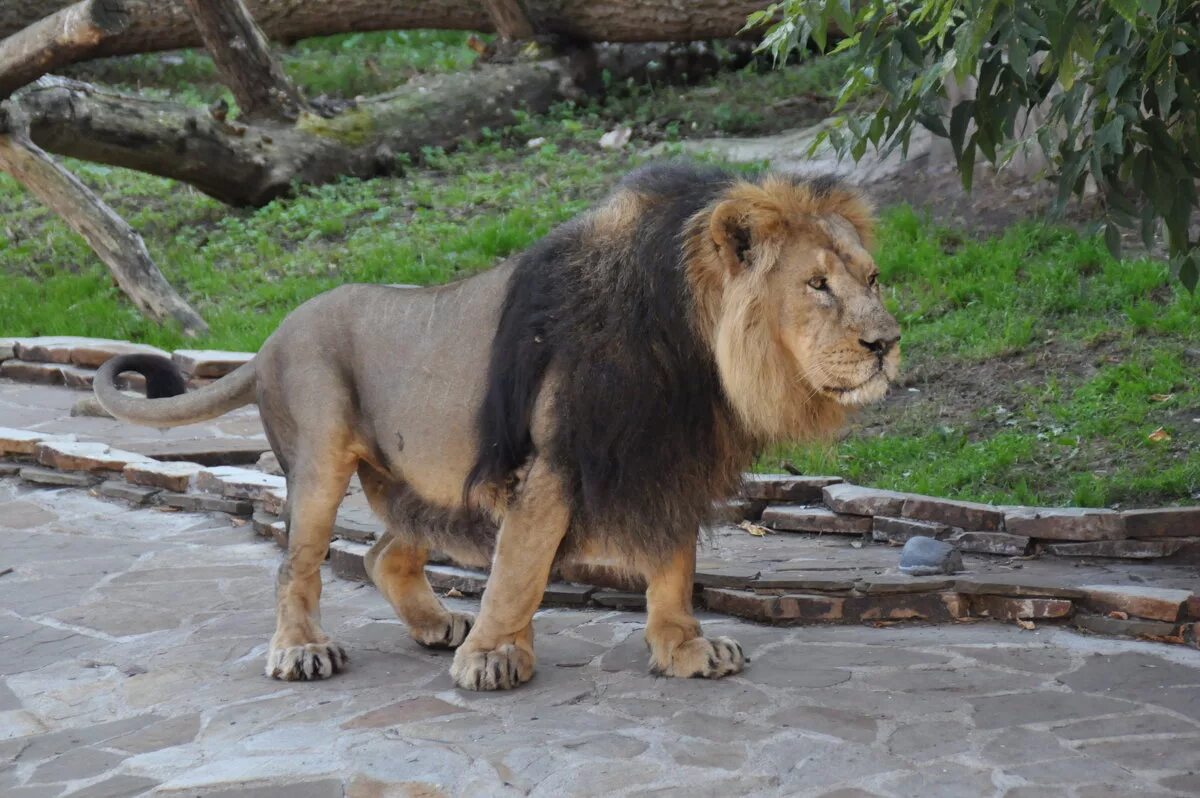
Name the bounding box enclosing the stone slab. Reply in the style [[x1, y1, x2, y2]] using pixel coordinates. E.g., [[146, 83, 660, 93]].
[[694, 565, 761, 589], [1122, 507, 1200, 538], [842, 591, 968, 623], [955, 576, 1085, 600], [12, 336, 102, 363], [703, 587, 780, 622], [752, 574, 856, 592], [122, 438, 270, 466], [160, 492, 253, 515], [330, 540, 370, 583], [259, 486, 287, 516], [0, 360, 65, 385], [592, 591, 647, 610], [854, 575, 956, 594], [1079, 585, 1192, 623], [424, 565, 488, 595], [872, 515, 950, 544], [1004, 507, 1125, 541], [971, 595, 1074, 621], [19, 465, 99, 488], [822, 483, 911, 516], [0, 460, 20, 476], [0, 427, 74, 457], [71, 341, 170, 368], [35, 440, 151, 472], [123, 460, 205, 493], [1044, 539, 1185, 559], [171, 349, 254, 378], [945, 530, 1031, 556], [740, 474, 842, 502], [98, 480, 161, 506], [901, 495, 1006, 531], [0, 337, 13, 360], [543, 582, 596, 605], [761, 505, 872, 535], [1073, 614, 1182, 639], [252, 510, 285, 541], [195, 465, 287, 501]]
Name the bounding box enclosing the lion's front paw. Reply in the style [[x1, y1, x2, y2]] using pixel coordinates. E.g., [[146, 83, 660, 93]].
[[412, 611, 474, 650], [450, 642, 534, 691], [652, 636, 744, 679], [265, 641, 347, 681]]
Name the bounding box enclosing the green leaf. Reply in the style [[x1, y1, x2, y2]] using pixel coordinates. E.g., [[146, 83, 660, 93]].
[[1095, 116, 1125, 153], [897, 28, 924, 65], [1108, 0, 1139, 26], [949, 99, 974, 161], [1104, 222, 1123, 261], [1180, 255, 1199, 294]]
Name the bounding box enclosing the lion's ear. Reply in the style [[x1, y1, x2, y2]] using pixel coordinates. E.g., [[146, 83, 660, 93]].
[[709, 200, 754, 274]]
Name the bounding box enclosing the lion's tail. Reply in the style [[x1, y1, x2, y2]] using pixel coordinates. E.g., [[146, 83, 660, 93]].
[[94, 353, 257, 428]]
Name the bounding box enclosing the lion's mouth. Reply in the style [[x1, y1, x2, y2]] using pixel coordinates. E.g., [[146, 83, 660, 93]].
[[822, 369, 891, 405]]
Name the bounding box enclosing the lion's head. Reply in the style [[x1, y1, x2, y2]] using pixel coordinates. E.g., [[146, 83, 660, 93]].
[[687, 174, 900, 442]]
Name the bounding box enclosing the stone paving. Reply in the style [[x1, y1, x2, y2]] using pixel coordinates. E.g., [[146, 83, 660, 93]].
[[3, 480, 1200, 797]]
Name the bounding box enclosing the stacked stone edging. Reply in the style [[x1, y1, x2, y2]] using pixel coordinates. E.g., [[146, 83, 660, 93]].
[[738, 476, 1200, 562]]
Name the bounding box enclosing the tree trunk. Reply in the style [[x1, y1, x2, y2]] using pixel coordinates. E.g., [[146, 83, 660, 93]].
[[181, 0, 306, 122], [0, 106, 208, 336], [483, 0, 535, 41], [0, 0, 128, 99], [0, 0, 767, 51]]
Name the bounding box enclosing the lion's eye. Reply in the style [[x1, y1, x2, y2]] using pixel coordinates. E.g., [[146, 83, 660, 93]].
[[808, 276, 829, 291]]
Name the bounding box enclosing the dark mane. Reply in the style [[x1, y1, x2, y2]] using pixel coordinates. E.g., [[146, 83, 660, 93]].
[[466, 162, 755, 560]]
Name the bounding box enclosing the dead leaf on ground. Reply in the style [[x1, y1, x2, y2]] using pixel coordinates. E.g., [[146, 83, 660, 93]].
[[231, 517, 248, 527], [738, 520, 770, 537], [445, 588, 463, 598], [1147, 427, 1172, 443], [1016, 619, 1036, 631], [1107, 610, 1129, 620], [1149, 393, 1175, 402]]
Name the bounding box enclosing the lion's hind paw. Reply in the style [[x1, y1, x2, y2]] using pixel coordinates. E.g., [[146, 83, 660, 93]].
[[413, 611, 475, 650]]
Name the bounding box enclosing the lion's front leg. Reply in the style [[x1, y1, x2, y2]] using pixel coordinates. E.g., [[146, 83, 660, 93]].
[[644, 545, 745, 679], [450, 460, 569, 691]]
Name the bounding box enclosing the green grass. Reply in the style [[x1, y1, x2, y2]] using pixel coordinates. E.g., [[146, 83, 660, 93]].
[[4, 39, 1198, 508]]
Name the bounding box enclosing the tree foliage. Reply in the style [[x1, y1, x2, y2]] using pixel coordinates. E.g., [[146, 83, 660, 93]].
[[748, 0, 1200, 290]]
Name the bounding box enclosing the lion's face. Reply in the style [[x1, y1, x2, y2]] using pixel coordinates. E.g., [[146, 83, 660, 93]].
[[697, 176, 900, 441], [769, 215, 900, 407]]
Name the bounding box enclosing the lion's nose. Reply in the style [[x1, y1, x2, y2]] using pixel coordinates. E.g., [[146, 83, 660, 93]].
[[859, 333, 900, 357]]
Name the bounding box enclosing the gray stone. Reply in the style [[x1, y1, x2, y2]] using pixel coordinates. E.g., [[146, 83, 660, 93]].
[[157, 780, 345, 798], [752, 574, 855, 591], [1005, 506, 1125, 541], [0, 499, 57, 528], [252, 510, 285, 541], [854, 575, 955, 594], [424, 564, 488, 594], [740, 473, 842, 501], [123, 460, 205, 492], [886, 719, 974, 760], [901, 495, 1006, 531], [1122, 506, 1200, 538], [195, 465, 286, 501], [944, 530, 1031, 555], [955, 576, 1085, 600], [969, 691, 1136, 729], [971, 595, 1074, 620], [160, 492, 253, 515], [872, 515, 950, 543], [0, 459, 22, 476], [98, 479, 160, 505], [19, 465, 98, 487], [0, 426, 73, 456], [761, 505, 872, 535], [693, 565, 761, 588], [1072, 614, 1181, 639], [592, 591, 646, 610], [62, 775, 161, 797], [822, 483, 911, 516], [332, 515, 380, 544], [122, 437, 270, 466], [0, 360, 65, 385], [35, 440, 150, 472], [768, 704, 878, 743], [255, 450, 284, 475], [898, 536, 963, 575], [1044, 539, 1185, 558], [1052, 713, 1199, 740], [31, 746, 125, 783], [329, 539, 369, 582], [1079, 584, 1192, 622], [171, 349, 254, 378], [543, 582, 595, 605]]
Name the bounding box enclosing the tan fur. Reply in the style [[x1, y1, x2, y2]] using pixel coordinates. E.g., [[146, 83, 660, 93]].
[[93, 169, 898, 690]]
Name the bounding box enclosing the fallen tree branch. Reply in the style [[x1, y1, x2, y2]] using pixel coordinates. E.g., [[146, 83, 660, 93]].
[[0, 104, 208, 335], [0, 0, 128, 100], [20, 40, 750, 207], [182, 0, 306, 122], [484, 0, 536, 41], [0, 0, 767, 63]]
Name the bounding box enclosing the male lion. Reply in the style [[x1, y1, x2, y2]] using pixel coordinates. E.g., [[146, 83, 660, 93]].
[[94, 162, 900, 691]]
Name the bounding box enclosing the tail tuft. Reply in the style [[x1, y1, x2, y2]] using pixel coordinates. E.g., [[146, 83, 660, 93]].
[[106, 354, 188, 399]]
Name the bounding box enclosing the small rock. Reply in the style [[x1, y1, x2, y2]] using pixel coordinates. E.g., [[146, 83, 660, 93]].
[[598, 125, 632, 149], [526, 136, 546, 148], [898, 536, 964, 575]]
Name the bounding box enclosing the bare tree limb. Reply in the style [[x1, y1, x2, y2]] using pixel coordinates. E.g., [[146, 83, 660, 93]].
[[0, 0, 128, 99], [483, 0, 535, 41], [181, 0, 305, 122], [0, 104, 208, 335]]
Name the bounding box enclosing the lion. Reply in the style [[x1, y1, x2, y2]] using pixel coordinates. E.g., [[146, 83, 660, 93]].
[[94, 162, 900, 691]]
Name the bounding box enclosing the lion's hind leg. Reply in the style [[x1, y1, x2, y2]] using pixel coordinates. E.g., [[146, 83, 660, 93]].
[[644, 545, 745, 679], [364, 535, 474, 649], [266, 441, 357, 681]]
